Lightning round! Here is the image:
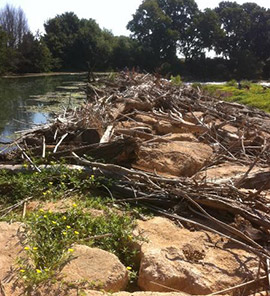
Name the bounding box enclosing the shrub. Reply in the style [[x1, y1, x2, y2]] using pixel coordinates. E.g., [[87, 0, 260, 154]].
[[170, 75, 182, 86]]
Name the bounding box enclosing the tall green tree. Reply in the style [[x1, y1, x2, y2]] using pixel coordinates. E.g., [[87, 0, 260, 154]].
[[43, 12, 80, 70], [127, 0, 199, 65], [43, 12, 114, 71], [17, 32, 52, 73]]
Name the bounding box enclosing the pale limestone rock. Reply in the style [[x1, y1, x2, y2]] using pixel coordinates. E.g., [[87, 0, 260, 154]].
[[60, 245, 128, 292], [135, 141, 213, 177], [134, 217, 261, 295]]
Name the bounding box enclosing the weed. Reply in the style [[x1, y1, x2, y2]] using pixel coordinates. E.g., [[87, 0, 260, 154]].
[[0, 165, 99, 208], [191, 82, 202, 89], [226, 79, 237, 87], [18, 203, 142, 287], [170, 75, 182, 86]]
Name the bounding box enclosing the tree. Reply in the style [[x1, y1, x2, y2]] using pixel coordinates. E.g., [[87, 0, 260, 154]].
[[211, 1, 270, 79], [0, 4, 29, 48], [43, 12, 80, 70], [17, 32, 52, 73], [127, 0, 200, 64], [127, 0, 177, 66], [43, 12, 113, 71]]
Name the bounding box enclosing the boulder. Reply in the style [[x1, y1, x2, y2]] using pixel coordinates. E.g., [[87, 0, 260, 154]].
[[183, 112, 204, 124], [162, 133, 198, 142], [134, 114, 158, 126], [114, 292, 190, 296], [195, 162, 267, 185], [0, 222, 24, 280], [60, 245, 128, 292], [0, 222, 25, 296], [134, 217, 261, 295], [135, 141, 213, 177]]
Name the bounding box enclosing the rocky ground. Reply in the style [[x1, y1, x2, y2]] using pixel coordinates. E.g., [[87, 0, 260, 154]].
[[0, 72, 270, 295]]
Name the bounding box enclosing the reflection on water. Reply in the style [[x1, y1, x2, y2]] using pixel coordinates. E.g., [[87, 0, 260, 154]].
[[0, 74, 86, 144]]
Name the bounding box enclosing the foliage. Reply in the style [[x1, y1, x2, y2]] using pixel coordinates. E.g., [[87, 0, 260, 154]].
[[0, 165, 145, 288], [19, 203, 140, 286], [0, 165, 98, 207], [43, 13, 114, 71], [127, 0, 199, 65], [170, 74, 182, 86], [226, 79, 237, 87]]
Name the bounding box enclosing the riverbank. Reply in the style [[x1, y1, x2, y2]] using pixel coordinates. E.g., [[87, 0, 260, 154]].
[[0, 73, 269, 295], [1, 72, 88, 79]]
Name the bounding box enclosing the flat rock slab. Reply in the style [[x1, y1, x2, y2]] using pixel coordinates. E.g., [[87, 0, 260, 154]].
[[85, 292, 191, 296], [134, 217, 261, 295], [60, 244, 128, 292], [0, 222, 24, 280], [135, 141, 213, 177], [195, 162, 268, 185]]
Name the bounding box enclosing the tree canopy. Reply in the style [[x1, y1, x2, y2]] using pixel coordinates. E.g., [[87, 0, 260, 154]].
[[1, 1, 270, 80]]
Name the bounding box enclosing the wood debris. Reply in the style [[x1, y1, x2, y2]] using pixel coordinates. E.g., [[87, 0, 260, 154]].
[[2, 72, 270, 288]]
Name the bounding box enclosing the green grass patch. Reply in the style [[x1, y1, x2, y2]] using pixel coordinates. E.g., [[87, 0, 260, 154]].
[[201, 83, 270, 112], [0, 165, 99, 208]]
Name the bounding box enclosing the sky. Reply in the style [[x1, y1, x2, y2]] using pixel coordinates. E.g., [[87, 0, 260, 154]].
[[0, 0, 270, 36]]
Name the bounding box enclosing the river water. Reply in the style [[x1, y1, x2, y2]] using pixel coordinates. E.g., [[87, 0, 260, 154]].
[[0, 74, 86, 145]]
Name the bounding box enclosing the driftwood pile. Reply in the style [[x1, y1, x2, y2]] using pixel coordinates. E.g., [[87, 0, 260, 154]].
[[2, 72, 270, 290]]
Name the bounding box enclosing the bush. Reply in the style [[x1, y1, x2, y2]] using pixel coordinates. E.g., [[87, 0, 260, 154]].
[[226, 79, 237, 87], [170, 75, 182, 86]]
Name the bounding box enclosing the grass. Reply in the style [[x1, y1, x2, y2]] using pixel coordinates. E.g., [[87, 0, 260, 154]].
[[0, 164, 146, 290], [201, 82, 270, 113]]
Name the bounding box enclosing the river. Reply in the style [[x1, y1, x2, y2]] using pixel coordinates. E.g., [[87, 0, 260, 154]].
[[0, 73, 86, 146]]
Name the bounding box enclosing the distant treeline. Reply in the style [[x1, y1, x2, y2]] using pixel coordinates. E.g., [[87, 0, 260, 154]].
[[1, 1, 270, 80]]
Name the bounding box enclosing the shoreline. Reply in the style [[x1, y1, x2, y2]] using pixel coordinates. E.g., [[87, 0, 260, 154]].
[[1, 72, 113, 79], [1, 72, 88, 79]]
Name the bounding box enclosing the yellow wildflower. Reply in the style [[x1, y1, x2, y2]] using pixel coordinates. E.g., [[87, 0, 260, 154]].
[[33, 247, 38, 250], [24, 246, 30, 250], [62, 216, 67, 220], [74, 231, 79, 235], [62, 231, 67, 236], [20, 269, 26, 273], [68, 248, 74, 253], [66, 225, 71, 229], [72, 203, 77, 208], [52, 221, 57, 224], [36, 269, 42, 274], [126, 266, 132, 270]]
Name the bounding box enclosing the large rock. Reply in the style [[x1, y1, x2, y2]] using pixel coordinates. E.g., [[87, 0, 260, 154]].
[[195, 162, 267, 185], [113, 292, 190, 296], [60, 245, 128, 292], [0, 222, 25, 296], [135, 141, 213, 177], [0, 222, 24, 280], [85, 292, 190, 296], [134, 217, 261, 295]]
